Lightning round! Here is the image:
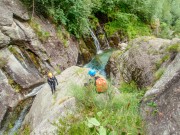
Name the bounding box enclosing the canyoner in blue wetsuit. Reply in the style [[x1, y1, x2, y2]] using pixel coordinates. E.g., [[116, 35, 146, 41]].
[[47, 72, 58, 94]]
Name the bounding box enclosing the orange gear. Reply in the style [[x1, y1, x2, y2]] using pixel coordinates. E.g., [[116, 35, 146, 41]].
[[96, 78, 108, 92]]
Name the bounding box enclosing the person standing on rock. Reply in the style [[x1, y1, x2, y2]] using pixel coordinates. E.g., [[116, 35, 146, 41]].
[[47, 72, 58, 94], [87, 69, 108, 93]]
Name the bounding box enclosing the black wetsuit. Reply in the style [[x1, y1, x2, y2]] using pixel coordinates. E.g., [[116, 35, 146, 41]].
[[94, 76, 100, 83], [47, 76, 58, 94]]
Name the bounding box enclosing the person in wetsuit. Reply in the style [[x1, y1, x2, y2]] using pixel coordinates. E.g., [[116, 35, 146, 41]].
[[47, 72, 58, 94], [86, 69, 108, 93]]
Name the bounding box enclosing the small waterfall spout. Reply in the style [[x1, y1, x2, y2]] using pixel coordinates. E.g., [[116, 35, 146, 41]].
[[24, 84, 45, 98], [88, 28, 102, 54], [8, 104, 32, 135]]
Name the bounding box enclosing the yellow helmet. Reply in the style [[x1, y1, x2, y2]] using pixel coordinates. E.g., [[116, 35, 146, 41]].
[[48, 72, 53, 78]]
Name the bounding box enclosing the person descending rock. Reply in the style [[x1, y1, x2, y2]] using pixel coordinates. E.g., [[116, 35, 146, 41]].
[[87, 69, 108, 93], [47, 72, 58, 94]]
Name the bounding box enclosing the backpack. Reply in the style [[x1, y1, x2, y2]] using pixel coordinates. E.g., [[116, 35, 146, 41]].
[[95, 77, 108, 92]]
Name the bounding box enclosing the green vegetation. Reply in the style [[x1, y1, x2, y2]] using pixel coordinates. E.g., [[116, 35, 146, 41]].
[[166, 43, 180, 53], [54, 82, 145, 135], [55, 66, 61, 75], [120, 81, 140, 93], [17, 124, 31, 135], [155, 54, 170, 69], [56, 28, 69, 48], [147, 101, 157, 108], [147, 101, 159, 116], [104, 13, 151, 39], [8, 46, 25, 63], [0, 48, 22, 92], [29, 19, 50, 42], [26, 50, 42, 71], [21, 0, 180, 39], [8, 78, 21, 92], [154, 68, 165, 81], [1, 67, 22, 92]]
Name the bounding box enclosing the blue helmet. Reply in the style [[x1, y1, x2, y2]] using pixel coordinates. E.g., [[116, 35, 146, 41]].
[[88, 69, 96, 76]]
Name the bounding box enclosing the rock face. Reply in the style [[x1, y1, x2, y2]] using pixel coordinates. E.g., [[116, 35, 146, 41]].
[[22, 66, 92, 134], [0, 31, 10, 47], [0, 69, 23, 127], [106, 37, 179, 87], [0, 0, 29, 26], [140, 53, 180, 135], [31, 17, 79, 69], [0, 0, 79, 127], [0, 48, 44, 89], [78, 39, 94, 64]]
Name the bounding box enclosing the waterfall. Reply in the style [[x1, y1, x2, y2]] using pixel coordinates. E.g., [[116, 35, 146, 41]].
[[24, 84, 45, 98], [88, 28, 102, 54], [8, 104, 32, 135], [0, 84, 45, 135]]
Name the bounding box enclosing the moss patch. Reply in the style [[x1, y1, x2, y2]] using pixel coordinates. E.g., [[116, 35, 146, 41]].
[[29, 19, 50, 42], [8, 46, 24, 63], [56, 27, 70, 48], [1, 67, 22, 92], [26, 50, 41, 70], [18, 124, 31, 135], [8, 78, 21, 92], [166, 43, 180, 53], [154, 68, 165, 81], [155, 54, 170, 69]]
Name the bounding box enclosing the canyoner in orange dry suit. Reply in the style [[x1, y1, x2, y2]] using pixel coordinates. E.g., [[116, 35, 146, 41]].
[[86, 69, 108, 93]]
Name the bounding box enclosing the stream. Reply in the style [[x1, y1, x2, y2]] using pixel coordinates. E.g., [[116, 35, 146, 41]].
[[89, 28, 102, 54], [86, 28, 113, 76], [84, 49, 113, 77], [8, 104, 31, 135], [0, 84, 45, 135]]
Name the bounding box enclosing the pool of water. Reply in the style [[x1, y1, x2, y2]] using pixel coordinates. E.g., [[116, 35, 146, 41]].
[[84, 49, 113, 77]]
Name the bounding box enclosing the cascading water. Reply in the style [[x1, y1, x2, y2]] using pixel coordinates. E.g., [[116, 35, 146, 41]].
[[0, 84, 45, 135], [8, 104, 32, 135], [0, 98, 33, 135], [7, 84, 45, 134], [88, 28, 102, 54], [86, 28, 113, 76], [24, 84, 45, 98]]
